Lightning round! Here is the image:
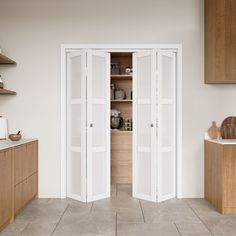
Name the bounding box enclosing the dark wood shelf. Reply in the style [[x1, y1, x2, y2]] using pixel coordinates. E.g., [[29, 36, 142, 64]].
[[111, 99, 132, 103], [0, 53, 16, 64], [0, 88, 16, 95], [111, 75, 132, 79]]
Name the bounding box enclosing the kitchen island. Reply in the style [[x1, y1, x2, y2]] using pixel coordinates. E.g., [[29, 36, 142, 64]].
[[205, 139, 236, 214]]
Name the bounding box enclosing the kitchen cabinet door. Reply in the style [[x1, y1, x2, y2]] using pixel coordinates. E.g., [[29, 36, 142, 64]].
[[86, 50, 110, 202], [26, 142, 38, 177], [67, 50, 87, 202], [157, 51, 176, 202], [0, 150, 13, 227], [14, 145, 27, 185], [133, 50, 157, 202]]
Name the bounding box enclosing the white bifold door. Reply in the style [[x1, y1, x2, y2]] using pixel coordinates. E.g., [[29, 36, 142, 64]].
[[157, 51, 176, 202], [67, 48, 176, 203], [133, 50, 176, 202], [67, 49, 110, 203]]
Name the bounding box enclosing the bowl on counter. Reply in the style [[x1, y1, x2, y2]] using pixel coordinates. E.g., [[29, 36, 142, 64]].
[[9, 133, 22, 141]]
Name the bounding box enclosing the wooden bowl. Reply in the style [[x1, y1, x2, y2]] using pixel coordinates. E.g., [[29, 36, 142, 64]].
[[9, 134, 22, 141]]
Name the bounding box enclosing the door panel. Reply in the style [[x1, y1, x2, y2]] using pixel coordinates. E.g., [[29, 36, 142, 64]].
[[87, 50, 110, 202], [67, 50, 86, 202], [133, 50, 157, 202], [157, 51, 176, 202]]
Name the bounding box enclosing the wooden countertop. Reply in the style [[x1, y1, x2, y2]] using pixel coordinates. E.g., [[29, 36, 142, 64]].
[[0, 138, 38, 151]]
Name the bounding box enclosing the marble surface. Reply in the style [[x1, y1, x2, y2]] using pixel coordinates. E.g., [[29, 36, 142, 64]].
[[0, 138, 37, 151]]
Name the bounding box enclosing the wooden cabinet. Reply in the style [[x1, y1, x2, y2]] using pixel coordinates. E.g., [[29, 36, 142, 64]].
[[0, 150, 13, 230], [205, 140, 236, 214], [0, 140, 38, 230], [205, 0, 236, 83], [14, 141, 38, 215], [111, 131, 132, 184]]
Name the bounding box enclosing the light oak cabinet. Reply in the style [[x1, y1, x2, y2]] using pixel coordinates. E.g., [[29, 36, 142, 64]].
[[0, 140, 38, 230], [205, 140, 236, 214], [0, 150, 13, 230], [205, 0, 236, 83], [14, 141, 38, 214]]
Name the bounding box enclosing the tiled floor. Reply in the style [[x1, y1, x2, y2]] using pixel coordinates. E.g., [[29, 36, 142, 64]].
[[1, 184, 236, 236]]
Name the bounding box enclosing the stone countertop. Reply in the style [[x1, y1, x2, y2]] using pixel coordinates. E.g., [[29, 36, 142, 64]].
[[205, 138, 236, 145], [0, 138, 38, 151]]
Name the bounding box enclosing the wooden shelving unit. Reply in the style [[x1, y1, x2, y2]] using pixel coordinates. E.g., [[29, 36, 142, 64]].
[[0, 88, 16, 95], [111, 52, 133, 185], [0, 52, 17, 95]]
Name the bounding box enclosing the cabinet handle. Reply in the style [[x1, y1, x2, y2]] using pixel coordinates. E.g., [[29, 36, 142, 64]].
[[150, 124, 154, 127], [90, 123, 93, 127]]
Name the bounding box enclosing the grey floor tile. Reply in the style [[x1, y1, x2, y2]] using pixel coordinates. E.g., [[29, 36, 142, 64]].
[[117, 209, 144, 223], [92, 196, 140, 213], [20, 220, 57, 236], [52, 212, 99, 236], [175, 222, 212, 236], [111, 184, 117, 197], [117, 184, 132, 197], [117, 222, 180, 236], [0, 218, 29, 236]]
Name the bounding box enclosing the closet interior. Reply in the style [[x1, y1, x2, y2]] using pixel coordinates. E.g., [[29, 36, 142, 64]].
[[110, 53, 133, 185]]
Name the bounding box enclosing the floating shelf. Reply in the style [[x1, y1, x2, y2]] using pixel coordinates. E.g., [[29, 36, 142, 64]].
[[0, 53, 16, 64], [111, 99, 132, 103], [0, 88, 16, 95], [111, 75, 132, 79], [111, 130, 132, 134]]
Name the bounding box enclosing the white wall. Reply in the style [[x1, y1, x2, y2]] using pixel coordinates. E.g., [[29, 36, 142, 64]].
[[0, 0, 235, 198]]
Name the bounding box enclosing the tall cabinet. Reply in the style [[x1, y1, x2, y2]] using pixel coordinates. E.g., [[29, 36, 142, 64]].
[[205, 0, 236, 83], [66, 47, 177, 203]]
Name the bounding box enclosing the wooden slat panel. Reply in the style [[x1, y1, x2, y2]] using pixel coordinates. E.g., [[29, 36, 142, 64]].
[[111, 132, 132, 184], [0, 150, 13, 228], [205, 141, 223, 213], [223, 145, 236, 208]]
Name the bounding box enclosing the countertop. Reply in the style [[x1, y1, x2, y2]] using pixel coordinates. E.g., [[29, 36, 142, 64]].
[[205, 139, 236, 145], [0, 138, 38, 151]]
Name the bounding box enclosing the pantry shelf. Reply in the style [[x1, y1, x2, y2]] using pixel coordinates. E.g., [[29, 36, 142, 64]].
[[111, 75, 132, 79], [111, 99, 132, 103]]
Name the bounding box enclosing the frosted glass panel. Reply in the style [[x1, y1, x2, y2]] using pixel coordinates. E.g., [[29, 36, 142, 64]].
[[69, 152, 82, 196], [137, 56, 151, 99], [92, 56, 106, 99], [92, 104, 106, 147], [162, 55, 174, 100], [138, 104, 151, 147], [70, 104, 81, 147], [137, 152, 151, 195], [92, 152, 106, 196], [162, 105, 174, 147], [161, 151, 174, 196], [70, 55, 81, 99]]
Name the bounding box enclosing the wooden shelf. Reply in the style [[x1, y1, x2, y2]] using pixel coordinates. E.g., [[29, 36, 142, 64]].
[[0, 53, 16, 64], [111, 99, 132, 103], [111, 130, 132, 134], [111, 75, 132, 79], [0, 88, 16, 95]]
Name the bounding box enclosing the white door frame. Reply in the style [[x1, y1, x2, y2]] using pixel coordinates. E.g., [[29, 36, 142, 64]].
[[60, 44, 183, 199]]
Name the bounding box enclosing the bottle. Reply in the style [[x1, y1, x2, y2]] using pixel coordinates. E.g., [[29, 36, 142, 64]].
[[208, 121, 221, 139]]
